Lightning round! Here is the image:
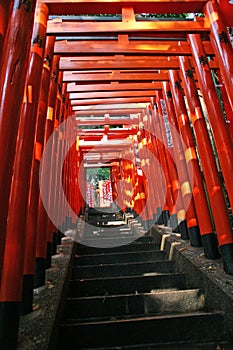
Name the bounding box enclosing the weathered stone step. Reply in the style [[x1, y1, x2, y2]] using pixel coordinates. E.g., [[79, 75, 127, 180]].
[[69, 340, 230, 350], [65, 289, 205, 321], [60, 312, 224, 349], [77, 234, 153, 245], [72, 260, 175, 279], [68, 273, 186, 297], [74, 250, 166, 266], [76, 241, 158, 254]]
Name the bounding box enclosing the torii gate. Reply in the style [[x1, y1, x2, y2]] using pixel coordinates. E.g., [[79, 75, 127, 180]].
[[0, 0, 233, 348]]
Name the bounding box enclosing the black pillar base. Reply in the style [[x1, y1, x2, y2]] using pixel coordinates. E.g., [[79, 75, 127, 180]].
[[220, 243, 233, 275], [0, 301, 20, 350], [179, 220, 189, 240], [202, 233, 220, 260], [57, 229, 62, 246], [34, 257, 46, 289], [156, 207, 163, 225], [162, 210, 170, 226], [20, 274, 34, 316], [46, 241, 52, 269], [52, 232, 58, 255], [189, 225, 202, 247], [170, 214, 179, 232]]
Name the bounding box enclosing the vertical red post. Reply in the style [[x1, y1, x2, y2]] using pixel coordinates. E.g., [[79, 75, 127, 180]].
[[1, 3, 49, 319], [169, 69, 214, 247], [40, 55, 61, 258], [46, 68, 63, 253], [0, 0, 37, 287], [0, 1, 38, 348], [162, 81, 197, 241], [156, 91, 180, 231], [55, 84, 68, 233], [216, 71, 233, 141], [150, 103, 175, 226], [155, 96, 175, 222], [0, 0, 12, 65], [189, 33, 233, 273], [179, 55, 233, 259], [144, 109, 160, 225], [204, 0, 233, 110], [140, 112, 156, 228], [50, 73, 63, 243], [147, 109, 166, 225], [30, 36, 55, 288]]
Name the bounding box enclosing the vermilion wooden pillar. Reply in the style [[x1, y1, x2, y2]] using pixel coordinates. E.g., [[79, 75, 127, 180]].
[[50, 74, 63, 243], [144, 110, 160, 224], [30, 36, 55, 288], [147, 110, 166, 224], [189, 33, 233, 273], [154, 97, 175, 224], [216, 71, 233, 141], [169, 69, 213, 247], [0, 0, 37, 289], [0, 2, 37, 348], [162, 81, 196, 241], [145, 117, 161, 223], [154, 106, 175, 225], [204, 0, 233, 111], [179, 55, 232, 259], [156, 92, 180, 231], [0, 0, 12, 66], [1, 3, 49, 320], [39, 55, 60, 259], [138, 114, 155, 228], [60, 91, 72, 231], [161, 86, 187, 233], [46, 68, 63, 253], [55, 84, 68, 232]]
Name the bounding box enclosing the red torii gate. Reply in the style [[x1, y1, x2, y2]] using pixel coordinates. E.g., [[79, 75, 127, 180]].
[[0, 0, 233, 348]]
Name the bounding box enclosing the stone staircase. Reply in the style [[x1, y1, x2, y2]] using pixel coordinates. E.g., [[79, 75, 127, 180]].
[[58, 226, 225, 349]]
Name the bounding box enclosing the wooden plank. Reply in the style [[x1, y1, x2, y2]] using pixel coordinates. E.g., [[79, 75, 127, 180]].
[[77, 128, 133, 134], [61, 56, 218, 71], [71, 96, 151, 105], [67, 82, 161, 92], [39, 0, 208, 16], [60, 57, 179, 70], [47, 18, 210, 36], [63, 71, 168, 82], [74, 108, 143, 115], [76, 118, 138, 125], [69, 90, 156, 99], [72, 103, 148, 110], [54, 39, 214, 55]]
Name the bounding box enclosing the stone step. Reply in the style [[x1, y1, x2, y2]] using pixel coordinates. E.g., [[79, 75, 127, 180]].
[[72, 260, 175, 279], [60, 312, 224, 349], [76, 242, 159, 255], [74, 250, 166, 266], [77, 234, 153, 244], [68, 340, 230, 350], [65, 288, 205, 321], [68, 273, 186, 298]]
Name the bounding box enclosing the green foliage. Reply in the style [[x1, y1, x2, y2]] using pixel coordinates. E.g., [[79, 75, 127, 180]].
[[86, 167, 110, 182]]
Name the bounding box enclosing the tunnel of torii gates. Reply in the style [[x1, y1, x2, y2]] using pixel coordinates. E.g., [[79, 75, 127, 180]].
[[1, 0, 233, 347]]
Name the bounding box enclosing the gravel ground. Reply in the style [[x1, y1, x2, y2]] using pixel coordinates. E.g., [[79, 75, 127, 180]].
[[17, 239, 74, 350]]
